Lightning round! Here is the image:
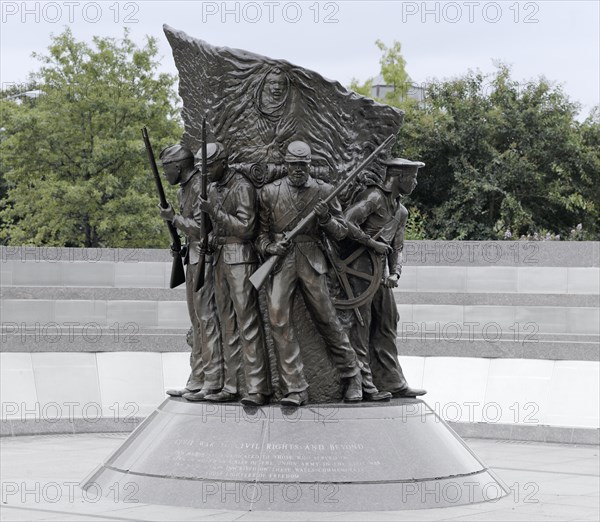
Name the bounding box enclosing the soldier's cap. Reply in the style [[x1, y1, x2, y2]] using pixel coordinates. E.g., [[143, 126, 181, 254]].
[[194, 142, 227, 165], [285, 141, 311, 163], [382, 157, 425, 174], [159, 144, 194, 164]]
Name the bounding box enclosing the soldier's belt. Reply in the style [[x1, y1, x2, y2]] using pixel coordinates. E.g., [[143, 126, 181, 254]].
[[215, 237, 253, 245], [274, 233, 319, 244]]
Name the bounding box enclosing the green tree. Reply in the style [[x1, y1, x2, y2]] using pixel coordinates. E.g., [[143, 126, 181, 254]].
[[349, 77, 373, 98], [375, 39, 410, 105], [0, 28, 183, 247], [350, 40, 412, 108], [352, 41, 600, 240], [400, 67, 599, 240]]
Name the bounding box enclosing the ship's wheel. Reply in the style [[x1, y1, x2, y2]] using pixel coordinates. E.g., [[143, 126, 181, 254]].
[[323, 237, 384, 326]]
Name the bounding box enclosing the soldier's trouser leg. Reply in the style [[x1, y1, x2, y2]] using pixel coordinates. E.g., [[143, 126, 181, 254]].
[[192, 260, 223, 391], [185, 263, 204, 391], [214, 260, 242, 395], [266, 256, 308, 394], [298, 261, 359, 378], [369, 286, 407, 392], [349, 299, 378, 393], [223, 263, 270, 396]]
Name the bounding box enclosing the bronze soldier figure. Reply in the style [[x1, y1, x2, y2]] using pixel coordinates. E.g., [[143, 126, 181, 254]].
[[344, 158, 427, 398], [257, 141, 362, 406], [157, 144, 223, 400], [196, 143, 271, 406]]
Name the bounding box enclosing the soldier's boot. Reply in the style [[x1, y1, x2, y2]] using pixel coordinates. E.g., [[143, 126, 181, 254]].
[[362, 379, 392, 402], [391, 386, 427, 398], [343, 373, 363, 402], [166, 387, 200, 398], [183, 388, 219, 402], [204, 390, 238, 403], [280, 391, 308, 407], [363, 390, 392, 401], [241, 393, 269, 406]]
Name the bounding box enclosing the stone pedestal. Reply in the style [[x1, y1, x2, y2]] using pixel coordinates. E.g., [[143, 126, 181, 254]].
[[82, 398, 507, 511]]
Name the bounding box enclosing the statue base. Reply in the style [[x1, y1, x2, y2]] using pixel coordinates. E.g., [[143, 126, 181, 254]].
[[82, 398, 507, 511]]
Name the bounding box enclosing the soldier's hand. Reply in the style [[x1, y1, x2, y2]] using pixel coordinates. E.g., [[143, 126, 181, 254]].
[[198, 197, 210, 213], [199, 238, 209, 255], [369, 239, 392, 256], [170, 244, 185, 259], [383, 274, 400, 288], [266, 239, 290, 256], [314, 199, 330, 220], [208, 232, 218, 251], [159, 203, 175, 222]]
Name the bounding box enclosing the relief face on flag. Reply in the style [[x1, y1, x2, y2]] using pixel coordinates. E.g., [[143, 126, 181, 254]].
[[163, 25, 402, 184]]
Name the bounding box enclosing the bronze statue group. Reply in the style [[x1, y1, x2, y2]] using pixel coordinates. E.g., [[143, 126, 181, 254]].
[[158, 139, 426, 407]]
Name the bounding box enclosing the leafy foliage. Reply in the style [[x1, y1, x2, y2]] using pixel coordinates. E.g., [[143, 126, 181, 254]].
[[352, 44, 600, 240], [404, 206, 427, 240], [0, 29, 183, 247], [375, 39, 410, 104]]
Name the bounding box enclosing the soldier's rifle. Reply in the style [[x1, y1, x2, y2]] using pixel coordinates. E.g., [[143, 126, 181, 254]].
[[249, 134, 395, 290], [194, 118, 209, 293], [142, 127, 186, 289]]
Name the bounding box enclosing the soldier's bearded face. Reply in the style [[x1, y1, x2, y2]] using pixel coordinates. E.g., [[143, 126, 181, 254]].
[[287, 162, 310, 187]]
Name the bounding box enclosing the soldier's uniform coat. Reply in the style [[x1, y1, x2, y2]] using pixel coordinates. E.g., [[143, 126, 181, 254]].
[[344, 184, 410, 393], [205, 169, 269, 396], [172, 171, 223, 391], [257, 176, 359, 394]]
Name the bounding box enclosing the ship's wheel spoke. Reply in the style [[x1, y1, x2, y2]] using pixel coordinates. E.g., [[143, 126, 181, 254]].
[[344, 266, 375, 281]]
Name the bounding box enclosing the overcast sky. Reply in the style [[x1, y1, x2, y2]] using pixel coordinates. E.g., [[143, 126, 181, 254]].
[[1, 1, 599, 118]]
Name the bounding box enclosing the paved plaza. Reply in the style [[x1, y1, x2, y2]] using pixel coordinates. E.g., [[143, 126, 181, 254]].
[[0, 433, 598, 521]]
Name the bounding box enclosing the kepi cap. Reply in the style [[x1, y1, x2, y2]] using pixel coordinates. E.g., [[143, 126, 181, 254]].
[[382, 157, 425, 169], [285, 141, 311, 163], [159, 144, 193, 164], [382, 157, 425, 175], [195, 142, 226, 165]]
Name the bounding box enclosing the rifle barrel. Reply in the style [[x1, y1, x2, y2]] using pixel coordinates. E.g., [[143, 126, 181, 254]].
[[194, 118, 209, 292], [142, 127, 169, 208]]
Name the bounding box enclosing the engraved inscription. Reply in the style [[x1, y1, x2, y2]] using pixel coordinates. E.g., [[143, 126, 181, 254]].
[[146, 437, 385, 482]]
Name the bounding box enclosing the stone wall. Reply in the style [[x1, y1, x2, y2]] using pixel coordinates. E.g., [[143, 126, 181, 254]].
[[1, 243, 598, 443]]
